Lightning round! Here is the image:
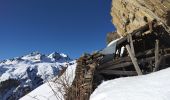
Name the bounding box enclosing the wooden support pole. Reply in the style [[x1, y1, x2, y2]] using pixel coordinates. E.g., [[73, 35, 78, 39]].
[[128, 34, 135, 55], [154, 39, 159, 72], [126, 44, 143, 75]]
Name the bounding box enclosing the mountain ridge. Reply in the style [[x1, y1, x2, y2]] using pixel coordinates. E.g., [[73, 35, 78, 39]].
[[0, 51, 75, 100]]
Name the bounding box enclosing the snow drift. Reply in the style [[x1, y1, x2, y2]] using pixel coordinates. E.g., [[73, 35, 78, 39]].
[[90, 67, 170, 100]]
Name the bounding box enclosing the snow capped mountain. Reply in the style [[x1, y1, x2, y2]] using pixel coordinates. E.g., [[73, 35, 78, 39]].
[[0, 51, 75, 100], [48, 52, 70, 62], [20, 61, 77, 100]]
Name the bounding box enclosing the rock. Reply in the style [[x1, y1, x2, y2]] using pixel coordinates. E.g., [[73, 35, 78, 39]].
[[106, 32, 120, 45], [111, 0, 170, 36]]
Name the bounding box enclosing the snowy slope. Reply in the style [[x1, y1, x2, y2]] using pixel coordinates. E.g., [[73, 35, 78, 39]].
[[90, 67, 170, 100], [20, 61, 170, 100], [20, 61, 76, 100], [0, 51, 74, 100]]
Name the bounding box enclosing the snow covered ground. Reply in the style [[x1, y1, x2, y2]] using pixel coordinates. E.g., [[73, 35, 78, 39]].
[[21, 65, 170, 100], [20, 61, 77, 100], [18, 51, 170, 100], [90, 67, 170, 100]]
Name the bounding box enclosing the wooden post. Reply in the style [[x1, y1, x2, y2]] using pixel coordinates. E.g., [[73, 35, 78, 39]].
[[154, 39, 159, 72], [126, 44, 143, 75], [128, 34, 135, 55]]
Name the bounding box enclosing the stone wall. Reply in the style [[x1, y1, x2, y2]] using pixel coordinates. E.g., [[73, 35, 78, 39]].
[[111, 0, 170, 36]]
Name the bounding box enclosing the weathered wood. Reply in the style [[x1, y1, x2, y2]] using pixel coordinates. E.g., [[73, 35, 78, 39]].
[[136, 49, 154, 58], [136, 48, 170, 58], [98, 52, 156, 70], [108, 47, 156, 65], [98, 57, 131, 70], [154, 40, 159, 72], [99, 56, 155, 70], [126, 44, 143, 75], [99, 54, 115, 65], [99, 70, 137, 76], [153, 54, 170, 72], [128, 34, 135, 55], [99, 62, 133, 70], [116, 24, 150, 47]]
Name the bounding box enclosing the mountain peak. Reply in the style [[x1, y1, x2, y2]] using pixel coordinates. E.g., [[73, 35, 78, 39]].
[[29, 51, 41, 56], [48, 52, 60, 58], [48, 52, 70, 62], [0, 51, 75, 100]]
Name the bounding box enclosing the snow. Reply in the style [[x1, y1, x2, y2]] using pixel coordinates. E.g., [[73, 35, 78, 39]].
[[0, 60, 65, 82], [20, 82, 58, 100], [90, 67, 170, 100], [100, 38, 122, 55], [107, 38, 122, 47], [20, 61, 77, 100], [48, 52, 70, 62], [60, 53, 68, 58], [0, 52, 71, 82], [0, 52, 74, 100], [20, 58, 170, 100]]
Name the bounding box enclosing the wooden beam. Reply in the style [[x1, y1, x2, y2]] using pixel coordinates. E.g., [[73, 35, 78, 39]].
[[98, 57, 131, 70], [100, 56, 155, 70], [98, 53, 156, 70], [99, 62, 133, 70], [126, 44, 143, 75], [99, 70, 137, 76], [154, 40, 159, 72], [116, 24, 150, 47]]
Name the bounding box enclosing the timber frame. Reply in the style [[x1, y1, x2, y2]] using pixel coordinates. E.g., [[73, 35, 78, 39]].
[[96, 23, 170, 81], [66, 23, 170, 100]]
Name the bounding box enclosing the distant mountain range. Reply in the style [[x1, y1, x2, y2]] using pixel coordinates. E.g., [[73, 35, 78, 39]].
[[0, 51, 75, 100]]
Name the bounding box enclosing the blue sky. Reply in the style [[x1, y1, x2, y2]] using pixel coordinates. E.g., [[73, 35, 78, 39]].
[[0, 0, 115, 60]]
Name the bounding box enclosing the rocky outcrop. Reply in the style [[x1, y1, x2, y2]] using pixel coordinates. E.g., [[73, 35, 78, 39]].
[[111, 0, 170, 36]]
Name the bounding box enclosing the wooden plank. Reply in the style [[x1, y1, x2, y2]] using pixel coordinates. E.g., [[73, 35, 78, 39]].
[[126, 44, 143, 75], [98, 57, 131, 69], [103, 56, 155, 70], [98, 54, 156, 70], [99, 70, 137, 76], [154, 40, 159, 72]]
